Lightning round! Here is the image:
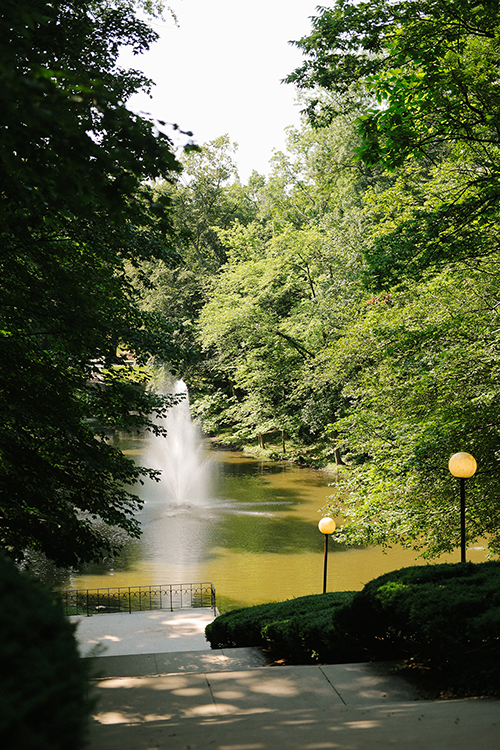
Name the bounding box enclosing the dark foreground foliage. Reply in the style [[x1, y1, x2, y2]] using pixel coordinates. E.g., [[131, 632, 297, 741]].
[[0, 0, 187, 567], [0, 553, 93, 749], [206, 562, 500, 695]]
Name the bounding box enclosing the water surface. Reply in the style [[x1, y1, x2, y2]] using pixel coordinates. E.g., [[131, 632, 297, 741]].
[[68, 441, 491, 609]]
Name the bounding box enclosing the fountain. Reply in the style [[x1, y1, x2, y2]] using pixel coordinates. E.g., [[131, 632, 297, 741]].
[[143, 379, 211, 507]]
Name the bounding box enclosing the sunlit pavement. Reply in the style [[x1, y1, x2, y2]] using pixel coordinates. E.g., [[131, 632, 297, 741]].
[[71, 608, 217, 657], [80, 611, 500, 750]]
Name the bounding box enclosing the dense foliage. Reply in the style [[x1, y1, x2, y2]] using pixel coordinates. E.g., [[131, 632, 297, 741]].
[[149, 0, 500, 560], [8, 0, 500, 567], [334, 561, 500, 695], [206, 563, 500, 696], [287, 0, 500, 286], [0, 0, 190, 566], [0, 553, 92, 749]]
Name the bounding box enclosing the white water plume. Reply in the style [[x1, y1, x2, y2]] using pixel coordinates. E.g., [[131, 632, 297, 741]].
[[144, 379, 211, 507]]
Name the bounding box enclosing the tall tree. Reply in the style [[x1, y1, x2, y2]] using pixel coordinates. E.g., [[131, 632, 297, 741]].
[[132, 136, 264, 387], [322, 264, 500, 557], [286, 0, 500, 556], [195, 118, 374, 451], [287, 0, 500, 285], [0, 0, 189, 567]]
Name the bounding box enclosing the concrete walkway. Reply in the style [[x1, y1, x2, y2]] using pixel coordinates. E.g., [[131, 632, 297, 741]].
[[78, 609, 500, 750], [71, 608, 216, 657]]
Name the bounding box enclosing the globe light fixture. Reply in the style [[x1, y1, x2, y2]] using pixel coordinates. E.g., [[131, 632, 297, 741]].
[[318, 516, 336, 594], [448, 452, 477, 479], [448, 452, 477, 563]]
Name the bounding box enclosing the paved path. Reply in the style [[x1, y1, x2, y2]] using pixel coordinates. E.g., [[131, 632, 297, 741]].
[[71, 608, 216, 657], [79, 609, 500, 750]]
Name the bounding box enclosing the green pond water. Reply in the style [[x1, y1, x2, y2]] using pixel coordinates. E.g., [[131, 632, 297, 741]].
[[65, 437, 492, 610]]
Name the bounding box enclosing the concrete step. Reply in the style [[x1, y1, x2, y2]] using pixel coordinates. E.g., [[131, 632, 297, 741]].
[[87, 646, 271, 680]]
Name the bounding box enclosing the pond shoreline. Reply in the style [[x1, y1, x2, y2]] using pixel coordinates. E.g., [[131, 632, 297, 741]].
[[206, 434, 341, 473]]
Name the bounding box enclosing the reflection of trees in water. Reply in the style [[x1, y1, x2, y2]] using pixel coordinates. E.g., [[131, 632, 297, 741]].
[[204, 510, 347, 558], [213, 464, 324, 505], [62, 446, 344, 590], [205, 456, 351, 558]]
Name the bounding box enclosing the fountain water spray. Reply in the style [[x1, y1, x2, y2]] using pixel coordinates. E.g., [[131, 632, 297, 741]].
[[144, 379, 211, 506]]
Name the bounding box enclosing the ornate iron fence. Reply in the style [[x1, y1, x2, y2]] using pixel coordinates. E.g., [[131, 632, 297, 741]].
[[57, 582, 216, 617]]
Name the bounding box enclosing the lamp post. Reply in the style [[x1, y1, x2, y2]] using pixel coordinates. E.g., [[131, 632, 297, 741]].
[[318, 516, 336, 594], [448, 452, 477, 563]]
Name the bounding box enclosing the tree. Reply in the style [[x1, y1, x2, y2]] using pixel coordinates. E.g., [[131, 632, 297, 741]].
[[0, 0, 189, 567], [287, 0, 500, 284], [322, 264, 500, 557], [288, 0, 500, 157], [132, 136, 265, 390], [194, 117, 377, 451], [282, 2, 500, 557]]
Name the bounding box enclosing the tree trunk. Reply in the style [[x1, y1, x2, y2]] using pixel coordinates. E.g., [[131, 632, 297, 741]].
[[333, 447, 344, 466]]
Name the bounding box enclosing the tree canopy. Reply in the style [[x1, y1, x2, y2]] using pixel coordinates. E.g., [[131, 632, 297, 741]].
[[278, 0, 500, 556], [0, 0, 190, 567], [288, 0, 500, 286], [164, 2, 500, 560], [5, 0, 500, 568]]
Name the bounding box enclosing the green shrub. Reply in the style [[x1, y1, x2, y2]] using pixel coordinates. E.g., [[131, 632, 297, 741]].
[[261, 610, 345, 663], [205, 591, 356, 661], [206, 563, 500, 695], [334, 562, 500, 694], [0, 553, 93, 750]]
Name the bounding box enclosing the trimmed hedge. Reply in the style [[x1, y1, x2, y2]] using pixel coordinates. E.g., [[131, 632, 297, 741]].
[[205, 591, 356, 663], [0, 553, 93, 750], [334, 561, 500, 694], [205, 562, 500, 694]]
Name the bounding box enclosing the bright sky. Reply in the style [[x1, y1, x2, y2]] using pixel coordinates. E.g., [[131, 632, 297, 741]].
[[120, 1, 321, 181]]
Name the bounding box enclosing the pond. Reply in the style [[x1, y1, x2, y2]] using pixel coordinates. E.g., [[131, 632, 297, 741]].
[[65, 426, 491, 610]]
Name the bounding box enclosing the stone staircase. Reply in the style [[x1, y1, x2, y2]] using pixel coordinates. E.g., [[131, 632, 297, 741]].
[[88, 645, 272, 680]]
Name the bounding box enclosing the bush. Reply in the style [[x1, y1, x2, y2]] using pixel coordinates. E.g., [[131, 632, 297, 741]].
[[0, 553, 93, 750], [205, 591, 356, 662], [206, 562, 500, 694], [334, 561, 500, 694]]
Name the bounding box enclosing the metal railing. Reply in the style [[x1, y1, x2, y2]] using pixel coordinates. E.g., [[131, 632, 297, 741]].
[[57, 582, 216, 617]]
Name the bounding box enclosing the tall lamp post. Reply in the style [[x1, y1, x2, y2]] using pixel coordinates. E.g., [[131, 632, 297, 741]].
[[448, 452, 477, 563], [318, 516, 336, 594]]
